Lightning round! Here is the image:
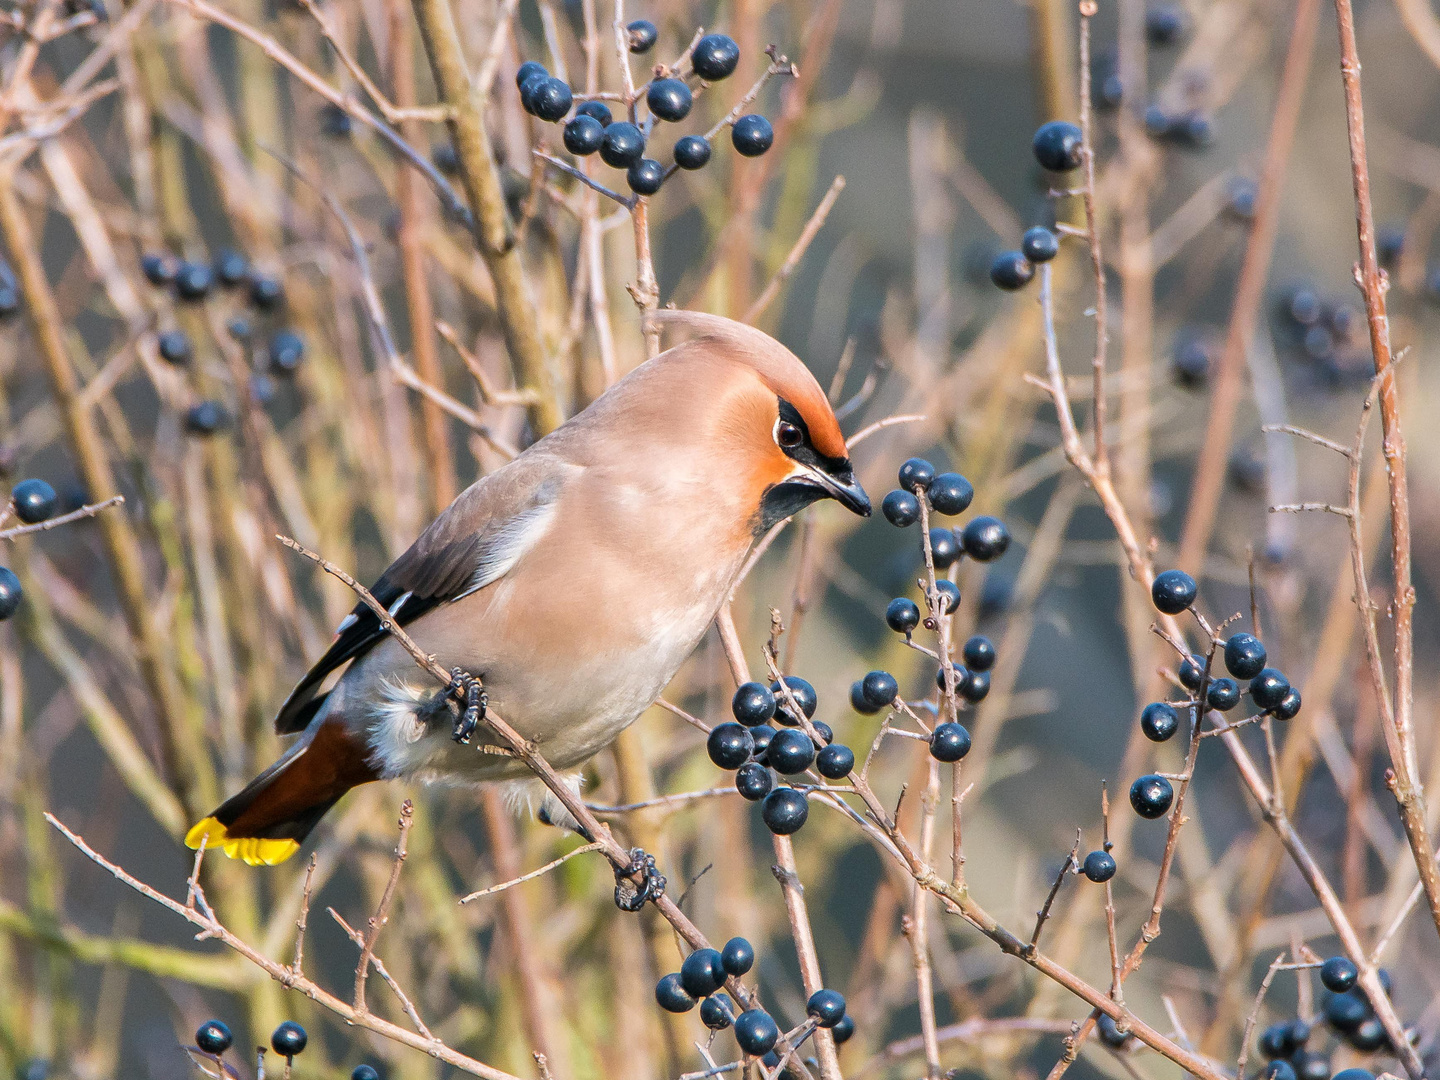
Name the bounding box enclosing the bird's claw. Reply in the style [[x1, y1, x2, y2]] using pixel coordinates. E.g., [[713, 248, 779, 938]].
[[613, 847, 666, 912], [449, 667, 487, 744]]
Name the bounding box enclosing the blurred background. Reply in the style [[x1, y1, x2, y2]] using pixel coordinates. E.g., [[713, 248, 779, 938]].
[[3, 0, 1440, 1078]]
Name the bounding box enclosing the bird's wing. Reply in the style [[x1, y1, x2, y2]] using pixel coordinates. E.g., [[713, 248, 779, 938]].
[[275, 458, 570, 733]]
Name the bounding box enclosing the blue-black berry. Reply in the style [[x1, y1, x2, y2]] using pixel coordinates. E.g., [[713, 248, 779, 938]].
[[1151, 569, 1197, 614], [1261, 1062, 1297, 1080], [816, 744, 854, 779], [692, 34, 740, 80], [1293, 1052, 1329, 1080], [600, 122, 646, 168], [721, 936, 754, 976], [674, 136, 711, 170], [627, 159, 665, 196], [933, 579, 960, 615], [195, 1021, 232, 1055], [930, 722, 971, 762], [250, 273, 285, 310], [515, 61, 547, 88], [989, 251, 1034, 290], [1207, 676, 1240, 711], [1129, 774, 1174, 819], [1324, 990, 1369, 1032], [1249, 668, 1291, 710], [625, 19, 657, 53], [564, 115, 605, 155], [680, 948, 725, 998], [882, 490, 921, 527], [958, 668, 990, 702], [530, 77, 573, 122], [140, 252, 175, 286], [1224, 633, 1267, 679], [708, 723, 754, 770], [1033, 120, 1084, 171], [733, 681, 776, 726], [734, 1009, 780, 1056], [271, 1022, 307, 1057], [861, 670, 898, 709], [1178, 654, 1205, 691], [352, 1067, 379, 1080], [748, 725, 775, 760], [1345, 1018, 1385, 1053], [771, 676, 816, 724], [767, 728, 815, 775], [158, 330, 191, 366], [850, 680, 881, 715], [832, 1015, 855, 1044], [1320, 956, 1358, 993], [186, 401, 229, 436], [1273, 688, 1301, 721], [736, 761, 772, 801], [12, 479, 57, 524], [961, 517, 1010, 561], [213, 249, 249, 287], [319, 102, 352, 137], [656, 972, 696, 1012], [886, 598, 920, 635], [701, 995, 734, 1030], [646, 79, 691, 122], [269, 330, 305, 374], [576, 101, 612, 126], [1097, 1013, 1131, 1048], [899, 458, 935, 491], [1145, 3, 1187, 43], [0, 567, 22, 620], [929, 527, 960, 569], [962, 635, 995, 671], [1259, 1022, 1298, 1059], [806, 989, 846, 1027], [174, 260, 213, 302], [1140, 702, 1179, 742], [761, 787, 808, 834], [1082, 850, 1116, 882], [732, 115, 773, 157], [1022, 226, 1060, 263], [927, 473, 973, 515]]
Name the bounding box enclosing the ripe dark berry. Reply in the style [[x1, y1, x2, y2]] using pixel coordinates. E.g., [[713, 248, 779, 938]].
[[1207, 676, 1240, 711], [1260, 1023, 1296, 1059], [1224, 176, 1257, 221], [672, 136, 711, 171], [1224, 633, 1267, 679], [816, 744, 854, 779], [734, 1009, 780, 1056], [963, 635, 995, 671], [627, 159, 665, 196], [1145, 3, 1187, 43], [625, 19, 657, 53], [576, 100, 612, 126], [692, 33, 740, 80], [1151, 569, 1197, 614], [1320, 956, 1358, 993], [530, 77, 573, 122], [1324, 990, 1369, 1031], [882, 489, 921, 527], [771, 676, 816, 724], [646, 78, 692, 122], [515, 61, 547, 89], [271, 1022, 307, 1057], [721, 936, 754, 976], [989, 251, 1034, 290], [157, 330, 191, 366], [1140, 702, 1179, 742], [1260, 1062, 1297, 1080], [140, 252, 175, 285], [174, 261, 213, 302], [861, 670, 898, 709], [1273, 688, 1301, 720], [1345, 1018, 1385, 1053], [1331, 1071, 1375, 1080], [319, 102, 352, 137], [1176, 112, 1214, 148], [249, 273, 285, 310], [269, 330, 305, 374], [959, 668, 990, 702], [767, 728, 815, 775], [1249, 668, 1291, 710], [832, 1015, 855, 1044], [352, 1067, 379, 1080], [1033, 120, 1084, 171], [1097, 1013, 1131, 1048], [930, 722, 971, 762], [898, 457, 936, 492], [806, 989, 846, 1027], [564, 115, 605, 155], [1021, 226, 1060, 263], [707, 723, 754, 770], [747, 725, 775, 759], [701, 995, 734, 1030], [1293, 1052, 1330, 1080], [1129, 774, 1174, 819], [762, 787, 808, 834], [431, 143, 460, 174], [933, 579, 960, 615], [195, 1021, 233, 1055], [735, 761, 772, 801], [213, 249, 249, 287], [927, 473, 973, 515], [812, 720, 833, 745], [1173, 333, 1210, 387], [1285, 1019, 1312, 1048], [733, 681, 776, 726], [929, 527, 961, 569], [1178, 654, 1205, 691], [519, 72, 550, 114], [600, 122, 645, 168], [850, 680, 880, 715], [886, 597, 921, 635], [0, 567, 21, 620], [680, 948, 726, 998], [656, 972, 696, 1012], [731, 115, 773, 157], [1082, 850, 1116, 882], [12, 479, 57, 524], [961, 517, 1010, 561], [186, 400, 229, 436]]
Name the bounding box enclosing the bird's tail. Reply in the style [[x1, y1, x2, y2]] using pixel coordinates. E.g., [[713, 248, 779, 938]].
[[185, 720, 379, 866]]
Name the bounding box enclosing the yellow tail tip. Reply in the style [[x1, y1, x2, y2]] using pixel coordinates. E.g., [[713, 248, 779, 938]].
[[185, 817, 300, 866]]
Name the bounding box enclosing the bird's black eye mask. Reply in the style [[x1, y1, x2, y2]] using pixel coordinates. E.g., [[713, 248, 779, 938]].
[[756, 398, 856, 534]]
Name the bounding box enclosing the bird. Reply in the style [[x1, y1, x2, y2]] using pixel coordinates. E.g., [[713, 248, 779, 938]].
[[186, 311, 871, 864]]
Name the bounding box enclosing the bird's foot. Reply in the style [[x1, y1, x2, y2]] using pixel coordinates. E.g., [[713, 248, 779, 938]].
[[614, 847, 666, 912], [448, 667, 487, 744]]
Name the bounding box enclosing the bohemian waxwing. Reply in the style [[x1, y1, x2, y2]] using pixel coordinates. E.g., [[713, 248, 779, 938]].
[[187, 311, 870, 864]]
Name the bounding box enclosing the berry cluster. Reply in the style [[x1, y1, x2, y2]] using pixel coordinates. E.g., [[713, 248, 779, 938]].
[[0, 479, 64, 621], [1274, 282, 1369, 386], [516, 26, 770, 199], [139, 248, 306, 436], [985, 122, 1079, 292], [194, 1017, 383, 1080], [655, 938, 853, 1059]]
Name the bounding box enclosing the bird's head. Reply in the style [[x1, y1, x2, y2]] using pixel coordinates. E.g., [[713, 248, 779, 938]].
[[651, 311, 871, 533]]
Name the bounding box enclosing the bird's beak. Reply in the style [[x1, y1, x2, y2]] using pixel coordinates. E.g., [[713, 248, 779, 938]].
[[800, 462, 872, 517]]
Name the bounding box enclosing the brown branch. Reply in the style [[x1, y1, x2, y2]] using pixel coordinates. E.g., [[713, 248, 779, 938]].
[[354, 800, 414, 1015]]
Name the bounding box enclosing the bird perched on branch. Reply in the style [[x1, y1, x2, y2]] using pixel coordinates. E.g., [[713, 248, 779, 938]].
[[187, 311, 871, 864]]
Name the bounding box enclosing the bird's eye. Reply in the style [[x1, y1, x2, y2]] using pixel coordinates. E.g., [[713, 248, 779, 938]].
[[777, 422, 803, 449]]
